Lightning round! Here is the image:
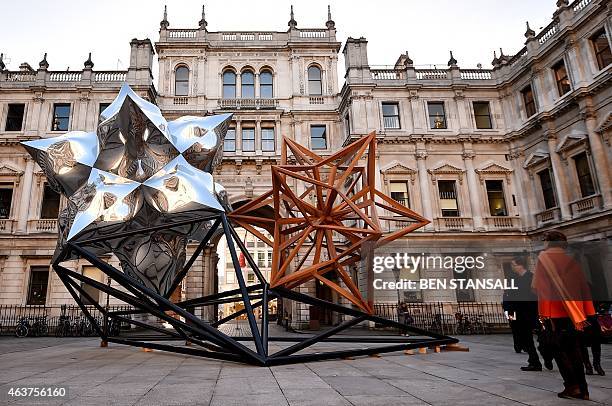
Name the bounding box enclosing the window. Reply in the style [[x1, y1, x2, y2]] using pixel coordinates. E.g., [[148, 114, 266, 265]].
[[40, 183, 61, 219], [473, 101, 492, 129], [27, 266, 49, 305], [310, 125, 327, 150], [438, 180, 459, 217], [308, 66, 322, 95], [222, 71, 236, 98], [538, 169, 556, 209], [344, 114, 350, 137], [485, 180, 507, 216], [51, 103, 70, 131], [242, 127, 255, 152], [389, 181, 409, 207], [591, 29, 612, 70], [247, 272, 255, 283], [260, 70, 273, 98], [573, 152, 595, 197], [427, 102, 447, 129], [175, 66, 189, 96], [0, 185, 13, 218], [382, 102, 400, 129], [257, 252, 266, 268], [81, 266, 103, 305], [5, 104, 25, 131], [261, 127, 275, 152], [241, 71, 255, 99], [553, 60, 571, 96], [521, 85, 536, 118], [98, 103, 111, 124], [224, 128, 236, 152]]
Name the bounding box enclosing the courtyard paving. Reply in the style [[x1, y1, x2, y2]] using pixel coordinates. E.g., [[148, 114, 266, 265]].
[[0, 333, 610, 405]]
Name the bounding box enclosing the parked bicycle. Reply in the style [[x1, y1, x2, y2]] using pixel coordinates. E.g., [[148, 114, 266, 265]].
[[15, 316, 48, 337]]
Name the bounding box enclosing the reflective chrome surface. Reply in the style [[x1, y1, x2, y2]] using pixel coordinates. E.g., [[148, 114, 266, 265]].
[[22, 83, 233, 295]]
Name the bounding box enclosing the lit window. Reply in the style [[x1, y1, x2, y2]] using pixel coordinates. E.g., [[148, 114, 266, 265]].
[[5, 104, 25, 131], [27, 266, 49, 305], [40, 183, 60, 219], [261, 127, 275, 152], [438, 180, 459, 217], [591, 29, 612, 70], [473, 101, 492, 129], [521, 85, 536, 118], [175, 66, 189, 96], [260, 70, 273, 98], [310, 125, 327, 149], [224, 128, 236, 152], [382, 103, 400, 129], [552, 60, 571, 96], [537, 169, 556, 209], [573, 152, 595, 197], [51, 104, 70, 131], [485, 180, 507, 216], [389, 181, 409, 207], [308, 66, 322, 95], [223, 71, 236, 98], [427, 102, 447, 129], [242, 127, 255, 152]]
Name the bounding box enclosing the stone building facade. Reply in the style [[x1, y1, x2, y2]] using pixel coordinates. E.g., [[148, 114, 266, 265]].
[[0, 1, 610, 325]]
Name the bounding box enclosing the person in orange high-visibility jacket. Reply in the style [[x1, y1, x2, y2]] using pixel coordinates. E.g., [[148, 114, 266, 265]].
[[532, 230, 595, 401]]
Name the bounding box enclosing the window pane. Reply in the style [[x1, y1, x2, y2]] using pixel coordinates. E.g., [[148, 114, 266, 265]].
[[553, 61, 571, 96], [40, 184, 61, 219], [308, 66, 322, 95], [260, 71, 273, 98], [27, 267, 49, 305], [521, 86, 536, 117], [224, 129, 236, 152], [538, 169, 556, 209], [0, 187, 13, 218], [486, 180, 507, 216], [592, 29, 612, 70], [573, 153, 595, 197], [175, 66, 189, 81], [223, 71, 236, 98], [428, 102, 447, 129], [310, 125, 327, 149], [242, 128, 255, 152], [389, 181, 409, 207], [5, 104, 25, 131], [52, 104, 70, 131], [382, 103, 400, 129], [473, 102, 492, 129], [438, 180, 458, 217], [175, 81, 189, 96], [241, 71, 255, 98], [308, 66, 321, 80], [261, 128, 275, 151]]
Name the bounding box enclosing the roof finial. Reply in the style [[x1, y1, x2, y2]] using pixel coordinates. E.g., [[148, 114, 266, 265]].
[[326, 5, 335, 29], [199, 4, 207, 29], [288, 5, 297, 28], [524, 21, 536, 39], [0, 53, 5, 71], [447, 50, 458, 67], [39, 52, 49, 70], [405, 51, 413, 66], [84, 52, 94, 69], [160, 5, 169, 29]]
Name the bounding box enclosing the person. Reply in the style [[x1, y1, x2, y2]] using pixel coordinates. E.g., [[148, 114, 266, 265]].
[[532, 230, 595, 400], [580, 301, 606, 376], [502, 273, 523, 354], [504, 256, 542, 371]]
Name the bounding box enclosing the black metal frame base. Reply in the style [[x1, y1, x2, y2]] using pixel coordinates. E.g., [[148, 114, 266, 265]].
[[52, 213, 457, 366]]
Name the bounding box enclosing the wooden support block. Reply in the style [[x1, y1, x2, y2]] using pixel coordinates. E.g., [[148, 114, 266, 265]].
[[418, 347, 427, 354], [342, 356, 355, 360], [141, 347, 153, 352], [100, 340, 108, 348], [404, 349, 415, 355], [185, 340, 192, 346], [434, 346, 441, 353], [368, 353, 381, 358], [442, 343, 469, 352]]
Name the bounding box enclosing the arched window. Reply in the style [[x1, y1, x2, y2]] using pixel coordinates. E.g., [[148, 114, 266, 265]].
[[260, 70, 273, 98], [175, 66, 189, 96], [308, 65, 322, 96], [241, 71, 255, 98], [222, 70, 236, 98]]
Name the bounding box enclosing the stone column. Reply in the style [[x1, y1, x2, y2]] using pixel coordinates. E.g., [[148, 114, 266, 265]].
[[254, 73, 260, 99], [415, 147, 433, 230], [510, 150, 534, 229], [16, 157, 35, 234], [255, 120, 261, 153], [235, 119, 242, 152], [584, 111, 612, 208], [547, 134, 571, 219], [462, 150, 484, 230]]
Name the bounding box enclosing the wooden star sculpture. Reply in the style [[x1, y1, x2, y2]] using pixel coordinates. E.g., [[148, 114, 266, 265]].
[[229, 131, 429, 314]]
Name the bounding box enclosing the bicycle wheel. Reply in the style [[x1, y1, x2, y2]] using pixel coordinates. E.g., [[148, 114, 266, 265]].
[[15, 325, 28, 338]]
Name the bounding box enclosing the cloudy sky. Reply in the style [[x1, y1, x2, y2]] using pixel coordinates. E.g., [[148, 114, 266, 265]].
[[1, 0, 555, 78]]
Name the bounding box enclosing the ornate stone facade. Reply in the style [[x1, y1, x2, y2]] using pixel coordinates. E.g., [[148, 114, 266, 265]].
[[0, 2, 610, 324]]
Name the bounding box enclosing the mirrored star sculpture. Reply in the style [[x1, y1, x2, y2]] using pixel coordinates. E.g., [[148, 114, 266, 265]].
[[22, 84, 232, 295]]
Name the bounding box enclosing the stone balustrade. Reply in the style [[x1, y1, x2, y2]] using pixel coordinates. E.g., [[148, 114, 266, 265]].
[[535, 207, 561, 226], [217, 98, 279, 110], [484, 216, 521, 230], [570, 194, 602, 216], [1, 69, 127, 88], [434, 217, 473, 231]]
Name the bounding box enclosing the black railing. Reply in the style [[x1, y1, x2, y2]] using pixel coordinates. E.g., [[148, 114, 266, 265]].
[[0, 304, 133, 337]]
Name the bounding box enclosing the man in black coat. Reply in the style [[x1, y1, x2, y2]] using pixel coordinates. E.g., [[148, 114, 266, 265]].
[[504, 256, 542, 371]]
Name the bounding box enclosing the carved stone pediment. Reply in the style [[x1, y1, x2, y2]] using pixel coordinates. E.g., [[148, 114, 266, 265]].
[[555, 132, 587, 153], [0, 163, 24, 185], [523, 150, 549, 169], [381, 162, 417, 184], [596, 111, 612, 134], [427, 162, 465, 184], [475, 162, 513, 184]]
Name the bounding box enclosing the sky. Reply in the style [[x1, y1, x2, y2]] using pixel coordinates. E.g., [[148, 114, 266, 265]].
[[0, 0, 556, 79]]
